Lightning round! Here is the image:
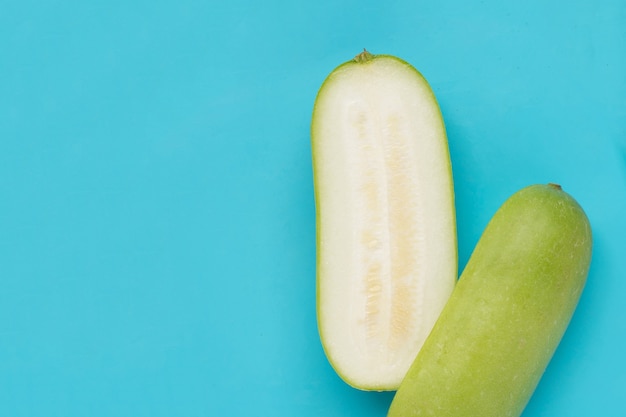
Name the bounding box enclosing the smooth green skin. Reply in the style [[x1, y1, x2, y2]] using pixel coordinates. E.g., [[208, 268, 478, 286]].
[[388, 184, 592, 417]]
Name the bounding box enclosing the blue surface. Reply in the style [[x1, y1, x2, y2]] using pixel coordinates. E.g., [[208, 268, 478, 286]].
[[1, 1, 625, 416]]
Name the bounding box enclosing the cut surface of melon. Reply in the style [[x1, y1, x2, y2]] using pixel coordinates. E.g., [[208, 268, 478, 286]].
[[312, 52, 457, 390]]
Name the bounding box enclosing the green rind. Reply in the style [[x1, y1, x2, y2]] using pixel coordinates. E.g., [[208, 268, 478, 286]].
[[388, 184, 592, 416], [311, 51, 457, 391]]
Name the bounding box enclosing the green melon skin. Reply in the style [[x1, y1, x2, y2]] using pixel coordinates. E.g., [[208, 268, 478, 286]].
[[388, 183, 592, 417]]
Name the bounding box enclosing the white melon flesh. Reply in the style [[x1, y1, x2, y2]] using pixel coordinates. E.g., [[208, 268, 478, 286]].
[[312, 52, 457, 391]]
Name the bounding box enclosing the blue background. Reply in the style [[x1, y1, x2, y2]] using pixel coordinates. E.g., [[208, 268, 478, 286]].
[[1, 1, 625, 416]]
